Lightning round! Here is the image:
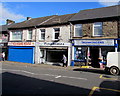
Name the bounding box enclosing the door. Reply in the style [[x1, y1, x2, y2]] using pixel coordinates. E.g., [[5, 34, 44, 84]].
[[8, 46, 34, 64], [90, 47, 99, 68]]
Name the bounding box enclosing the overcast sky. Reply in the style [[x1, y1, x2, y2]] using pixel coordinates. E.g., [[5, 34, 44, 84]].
[[0, 0, 119, 25]]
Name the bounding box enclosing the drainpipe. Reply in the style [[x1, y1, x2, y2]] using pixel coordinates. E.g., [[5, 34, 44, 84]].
[[115, 40, 118, 52], [69, 22, 74, 66]]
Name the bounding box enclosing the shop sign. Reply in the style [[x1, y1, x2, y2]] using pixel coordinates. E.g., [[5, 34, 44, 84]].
[[37, 42, 70, 46], [8, 42, 35, 46], [74, 39, 114, 46]]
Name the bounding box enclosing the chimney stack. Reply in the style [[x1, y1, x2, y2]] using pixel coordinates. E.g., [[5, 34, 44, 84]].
[[27, 17, 32, 20], [6, 19, 15, 25]]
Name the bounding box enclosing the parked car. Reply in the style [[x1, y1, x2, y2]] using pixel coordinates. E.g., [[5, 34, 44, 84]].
[[105, 52, 120, 75]]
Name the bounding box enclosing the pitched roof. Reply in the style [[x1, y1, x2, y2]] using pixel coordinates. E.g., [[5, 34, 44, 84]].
[[9, 15, 57, 29], [69, 5, 120, 22], [39, 13, 76, 26], [8, 13, 76, 29]]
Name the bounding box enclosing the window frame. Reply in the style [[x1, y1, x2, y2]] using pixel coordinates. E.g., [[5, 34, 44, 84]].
[[74, 24, 83, 37], [10, 30, 23, 41], [27, 29, 32, 40], [93, 22, 103, 37], [53, 28, 60, 40], [39, 29, 45, 40]]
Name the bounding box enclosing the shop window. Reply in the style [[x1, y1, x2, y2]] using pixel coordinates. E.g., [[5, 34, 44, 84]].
[[27, 29, 32, 40], [93, 22, 103, 36], [74, 24, 82, 37], [11, 30, 22, 40], [74, 47, 86, 61], [40, 50, 44, 58], [53, 28, 60, 40], [40, 29, 45, 40]]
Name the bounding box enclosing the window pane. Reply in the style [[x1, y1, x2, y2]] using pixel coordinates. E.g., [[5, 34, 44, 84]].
[[12, 32, 16, 40], [12, 31, 22, 40], [41, 32, 45, 39], [28, 30, 32, 39], [55, 33, 59, 39], [75, 24, 82, 37], [94, 22, 102, 36], [40, 29, 45, 40], [54, 28, 60, 39], [54, 28, 60, 31]]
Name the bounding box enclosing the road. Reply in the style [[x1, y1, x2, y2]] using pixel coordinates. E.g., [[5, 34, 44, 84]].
[[1, 61, 120, 96]]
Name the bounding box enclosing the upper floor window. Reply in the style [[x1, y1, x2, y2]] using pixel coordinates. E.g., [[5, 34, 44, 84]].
[[27, 29, 32, 40], [74, 24, 82, 37], [93, 22, 103, 36], [53, 28, 60, 40], [11, 31, 22, 40], [40, 29, 45, 40]]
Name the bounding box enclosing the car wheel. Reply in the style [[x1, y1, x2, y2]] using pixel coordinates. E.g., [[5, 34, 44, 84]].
[[109, 67, 120, 75]]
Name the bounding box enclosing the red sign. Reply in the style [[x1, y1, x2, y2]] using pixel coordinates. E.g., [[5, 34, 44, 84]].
[[8, 42, 35, 46]]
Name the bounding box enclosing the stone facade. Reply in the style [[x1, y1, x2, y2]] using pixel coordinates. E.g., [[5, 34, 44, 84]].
[[82, 23, 92, 37], [103, 20, 118, 37], [72, 20, 118, 39]]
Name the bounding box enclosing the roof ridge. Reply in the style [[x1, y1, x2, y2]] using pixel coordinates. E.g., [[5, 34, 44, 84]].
[[80, 5, 120, 12]]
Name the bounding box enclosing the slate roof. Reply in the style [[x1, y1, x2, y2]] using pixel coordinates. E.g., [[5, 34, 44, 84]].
[[69, 5, 120, 22], [40, 13, 76, 26], [8, 15, 57, 29], [8, 13, 76, 29]]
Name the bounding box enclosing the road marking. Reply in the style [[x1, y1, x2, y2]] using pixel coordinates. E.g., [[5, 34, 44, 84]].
[[62, 76, 88, 80], [89, 86, 120, 96], [89, 87, 98, 96], [99, 75, 118, 80], [1, 68, 87, 80], [55, 75, 61, 78]]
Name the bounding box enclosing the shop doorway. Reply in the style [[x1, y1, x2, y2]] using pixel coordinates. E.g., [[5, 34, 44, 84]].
[[90, 47, 99, 68], [46, 49, 67, 63]]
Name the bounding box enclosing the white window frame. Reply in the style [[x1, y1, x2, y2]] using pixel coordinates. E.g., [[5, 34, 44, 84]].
[[93, 22, 103, 36], [27, 29, 32, 40], [74, 24, 82, 37], [10, 30, 22, 41], [53, 28, 60, 40], [39, 29, 45, 40]]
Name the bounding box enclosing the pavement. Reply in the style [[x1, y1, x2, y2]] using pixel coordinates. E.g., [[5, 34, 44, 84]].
[[1, 61, 120, 96], [1, 61, 104, 71]]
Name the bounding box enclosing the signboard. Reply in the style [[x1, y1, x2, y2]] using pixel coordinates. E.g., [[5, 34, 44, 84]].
[[74, 39, 115, 46], [37, 42, 70, 47], [8, 42, 35, 46]]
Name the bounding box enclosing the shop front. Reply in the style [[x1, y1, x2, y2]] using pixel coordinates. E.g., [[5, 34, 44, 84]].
[[8, 42, 35, 64], [36, 42, 71, 66], [71, 39, 118, 68]]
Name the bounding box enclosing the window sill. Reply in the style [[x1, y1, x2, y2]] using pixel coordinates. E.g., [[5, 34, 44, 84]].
[[39, 40, 45, 42], [92, 35, 103, 37], [52, 39, 59, 42], [9, 40, 22, 42]]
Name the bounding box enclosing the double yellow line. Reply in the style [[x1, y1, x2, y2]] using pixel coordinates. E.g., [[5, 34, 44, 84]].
[[89, 86, 120, 96], [99, 75, 118, 80]]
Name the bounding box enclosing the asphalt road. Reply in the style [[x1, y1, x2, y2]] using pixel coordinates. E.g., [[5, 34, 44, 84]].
[[1, 61, 120, 96]]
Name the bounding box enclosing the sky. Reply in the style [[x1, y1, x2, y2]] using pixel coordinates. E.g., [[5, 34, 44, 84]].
[[0, 0, 120, 25]]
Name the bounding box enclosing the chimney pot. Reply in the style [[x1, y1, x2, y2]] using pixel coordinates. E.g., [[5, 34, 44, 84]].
[[27, 17, 32, 20], [6, 19, 15, 25]]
